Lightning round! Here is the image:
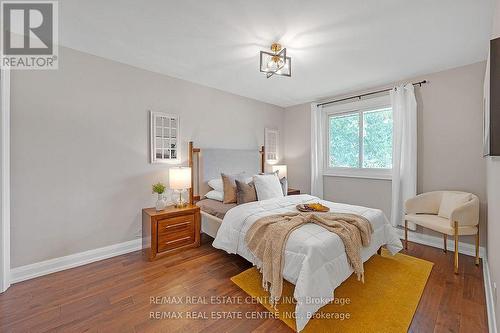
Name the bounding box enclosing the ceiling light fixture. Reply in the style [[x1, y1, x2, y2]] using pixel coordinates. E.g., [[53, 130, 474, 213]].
[[259, 43, 291, 78]]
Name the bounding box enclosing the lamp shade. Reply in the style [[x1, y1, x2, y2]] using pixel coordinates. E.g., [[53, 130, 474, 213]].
[[272, 165, 287, 179], [169, 167, 191, 190]]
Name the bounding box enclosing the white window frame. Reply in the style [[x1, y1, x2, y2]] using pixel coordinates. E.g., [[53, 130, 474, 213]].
[[150, 111, 181, 164], [323, 95, 392, 180]]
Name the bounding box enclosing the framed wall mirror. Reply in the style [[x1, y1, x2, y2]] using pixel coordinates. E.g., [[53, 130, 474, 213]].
[[150, 111, 180, 164]]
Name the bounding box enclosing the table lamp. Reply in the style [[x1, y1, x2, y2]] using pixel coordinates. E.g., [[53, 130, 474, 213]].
[[169, 167, 191, 208]]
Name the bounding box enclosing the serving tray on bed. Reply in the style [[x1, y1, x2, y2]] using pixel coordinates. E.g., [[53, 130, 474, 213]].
[[296, 203, 330, 212]]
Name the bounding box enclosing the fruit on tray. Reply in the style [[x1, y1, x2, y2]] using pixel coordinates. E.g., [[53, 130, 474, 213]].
[[296, 203, 330, 212]]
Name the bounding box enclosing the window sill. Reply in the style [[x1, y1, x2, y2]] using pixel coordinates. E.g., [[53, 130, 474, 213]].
[[323, 171, 392, 181]]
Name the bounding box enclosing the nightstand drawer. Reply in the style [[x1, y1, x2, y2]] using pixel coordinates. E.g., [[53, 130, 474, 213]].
[[158, 215, 194, 234], [158, 218, 194, 241], [158, 214, 194, 227], [157, 233, 195, 252]]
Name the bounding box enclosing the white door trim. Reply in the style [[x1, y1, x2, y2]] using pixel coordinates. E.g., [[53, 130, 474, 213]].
[[1, 67, 11, 293]]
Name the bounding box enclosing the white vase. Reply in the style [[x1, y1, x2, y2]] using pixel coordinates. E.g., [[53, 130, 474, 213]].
[[155, 193, 167, 211]]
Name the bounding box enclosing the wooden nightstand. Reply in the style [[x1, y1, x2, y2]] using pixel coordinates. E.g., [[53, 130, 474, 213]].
[[287, 188, 301, 195], [142, 204, 201, 261]]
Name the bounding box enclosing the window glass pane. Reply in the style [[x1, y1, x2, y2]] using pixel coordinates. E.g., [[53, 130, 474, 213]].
[[363, 107, 393, 168], [329, 113, 359, 168], [163, 139, 169, 152]]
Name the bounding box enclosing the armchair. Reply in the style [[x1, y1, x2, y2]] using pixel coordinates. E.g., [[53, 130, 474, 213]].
[[404, 191, 480, 274]]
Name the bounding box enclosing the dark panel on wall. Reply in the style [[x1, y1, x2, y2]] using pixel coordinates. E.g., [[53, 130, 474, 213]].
[[490, 37, 500, 156]]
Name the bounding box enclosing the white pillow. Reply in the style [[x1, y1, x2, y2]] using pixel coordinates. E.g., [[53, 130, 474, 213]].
[[253, 174, 284, 201], [207, 178, 224, 192], [438, 192, 472, 219], [205, 190, 224, 202]]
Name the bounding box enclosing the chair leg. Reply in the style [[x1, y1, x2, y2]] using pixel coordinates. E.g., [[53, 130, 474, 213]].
[[454, 221, 459, 275], [443, 234, 447, 253], [404, 220, 408, 250], [475, 224, 480, 266]]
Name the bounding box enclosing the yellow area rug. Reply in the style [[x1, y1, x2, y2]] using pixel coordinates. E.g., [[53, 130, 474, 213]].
[[231, 250, 433, 332]]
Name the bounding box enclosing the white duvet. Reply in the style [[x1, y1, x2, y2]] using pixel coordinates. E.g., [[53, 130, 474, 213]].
[[212, 194, 403, 331]]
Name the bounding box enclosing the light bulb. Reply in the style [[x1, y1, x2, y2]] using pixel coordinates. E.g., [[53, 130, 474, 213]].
[[267, 60, 278, 71], [267, 57, 284, 72]]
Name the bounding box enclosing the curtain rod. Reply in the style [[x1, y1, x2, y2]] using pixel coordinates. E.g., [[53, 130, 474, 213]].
[[316, 80, 428, 107]]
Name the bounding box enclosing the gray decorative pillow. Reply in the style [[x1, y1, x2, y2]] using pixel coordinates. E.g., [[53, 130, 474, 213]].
[[235, 180, 257, 205], [280, 177, 288, 196]]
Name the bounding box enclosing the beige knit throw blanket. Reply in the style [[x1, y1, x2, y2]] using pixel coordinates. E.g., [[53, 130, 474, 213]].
[[245, 212, 373, 305]]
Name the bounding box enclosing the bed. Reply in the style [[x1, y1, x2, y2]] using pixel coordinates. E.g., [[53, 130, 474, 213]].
[[189, 142, 264, 239], [196, 198, 233, 237], [188, 142, 403, 332]]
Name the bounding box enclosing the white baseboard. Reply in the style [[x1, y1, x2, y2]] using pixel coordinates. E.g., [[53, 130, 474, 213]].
[[395, 228, 486, 258], [484, 258, 498, 333], [10, 238, 142, 284]]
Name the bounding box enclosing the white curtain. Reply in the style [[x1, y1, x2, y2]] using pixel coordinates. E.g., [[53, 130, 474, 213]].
[[310, 103, 324, 198], [390, 84, 417, 228]]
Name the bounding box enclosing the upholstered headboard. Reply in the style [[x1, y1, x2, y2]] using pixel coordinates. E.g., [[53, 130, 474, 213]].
[[189, 142, 264, 203]]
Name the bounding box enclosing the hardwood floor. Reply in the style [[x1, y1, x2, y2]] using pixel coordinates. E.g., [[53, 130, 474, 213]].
[[0, 234, 487, 332]]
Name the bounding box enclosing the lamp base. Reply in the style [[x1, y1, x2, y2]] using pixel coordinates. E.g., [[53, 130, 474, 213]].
[[174, 201, 188, 208], [174, 190, 188, 208]]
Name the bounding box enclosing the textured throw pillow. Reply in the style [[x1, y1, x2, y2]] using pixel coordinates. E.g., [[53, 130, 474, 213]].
[[235, 180, 257, 205], [221, 173, 246, 204], [253, 174, 285, 201], [438, 192, 472, 219], [205, 190, 224, 202], [280, 177, 288, 196], [207, 178, 224, 192]]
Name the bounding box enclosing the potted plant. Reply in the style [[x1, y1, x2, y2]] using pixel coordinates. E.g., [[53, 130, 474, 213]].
[[152, 182, 167, 211]]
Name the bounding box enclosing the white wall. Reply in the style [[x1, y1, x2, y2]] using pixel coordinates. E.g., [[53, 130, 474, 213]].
[[487, 0, 500, 329], [10, 46, 284, 267], [284, 62, 487, 246]]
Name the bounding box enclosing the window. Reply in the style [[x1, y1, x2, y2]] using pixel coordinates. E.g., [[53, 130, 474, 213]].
[[325, 96, 393, 179]]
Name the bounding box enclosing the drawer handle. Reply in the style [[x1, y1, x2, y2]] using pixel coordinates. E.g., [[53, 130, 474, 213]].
[[165, 236, 191, 245], [165, 221, 190, 229]]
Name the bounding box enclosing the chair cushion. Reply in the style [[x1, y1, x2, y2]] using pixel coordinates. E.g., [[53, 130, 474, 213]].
[[438, 192, 471, 219], [405, 214, 477, 236]]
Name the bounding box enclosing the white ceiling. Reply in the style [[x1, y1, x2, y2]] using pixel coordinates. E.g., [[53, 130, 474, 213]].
[[60, 0, 494, 107]]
